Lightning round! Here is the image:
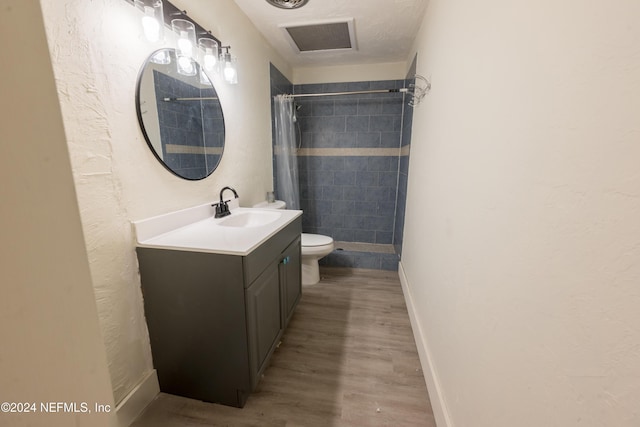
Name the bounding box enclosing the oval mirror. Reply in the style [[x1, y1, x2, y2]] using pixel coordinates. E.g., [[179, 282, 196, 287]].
[[136, 48, 225, 180]]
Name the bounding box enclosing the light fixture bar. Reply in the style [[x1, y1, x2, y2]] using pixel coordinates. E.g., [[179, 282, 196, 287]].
[[123, 0, 221, 46]]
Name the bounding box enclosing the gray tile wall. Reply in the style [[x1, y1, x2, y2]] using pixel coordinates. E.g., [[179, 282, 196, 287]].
[[269, 65, 414, 271]]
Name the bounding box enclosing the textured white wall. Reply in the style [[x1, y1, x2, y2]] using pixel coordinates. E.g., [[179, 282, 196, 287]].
[[0, 1, 116, 426], [292, 62, 407, 84], [402, 0, 640, 426], [39, 0, 291, 404]]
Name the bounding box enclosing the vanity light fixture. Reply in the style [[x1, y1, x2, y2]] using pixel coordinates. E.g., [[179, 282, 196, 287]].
[[172, 18, 196, 59], [135, 0, 164, 43], [198, 38, 219, 74], [172, 18, 197, 76], [220, 46, 238, 85]]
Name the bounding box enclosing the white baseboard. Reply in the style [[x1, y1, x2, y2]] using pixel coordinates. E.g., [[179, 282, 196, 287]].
[[398, 261, 453, 427], [115, 369, 159, 427]]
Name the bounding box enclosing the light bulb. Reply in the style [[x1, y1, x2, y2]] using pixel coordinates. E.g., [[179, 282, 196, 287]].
[[177, 31, 193, 58], [172, 19, 197, 60], [177, 56, 195, 76], [141, 7, 160, 42], [203, 49, 217, 71], [198, 38, 219, 73], [222, 55, 238, 84]]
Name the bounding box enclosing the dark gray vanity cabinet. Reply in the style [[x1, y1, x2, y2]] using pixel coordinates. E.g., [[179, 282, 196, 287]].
[[136, 217, 301, 408]]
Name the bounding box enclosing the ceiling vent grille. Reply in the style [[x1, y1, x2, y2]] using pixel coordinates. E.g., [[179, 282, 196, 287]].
[[282, 19, 356, 53], [265, 0, 309, 9]]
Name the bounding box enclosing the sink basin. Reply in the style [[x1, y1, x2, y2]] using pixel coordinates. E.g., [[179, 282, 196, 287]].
[[217, 210, 282, 228]]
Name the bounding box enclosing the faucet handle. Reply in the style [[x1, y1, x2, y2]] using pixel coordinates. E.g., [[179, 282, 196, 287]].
[[212, 200, 231, 218]]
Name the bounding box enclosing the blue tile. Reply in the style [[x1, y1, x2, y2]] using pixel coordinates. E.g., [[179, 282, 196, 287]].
[[333, 228, 355, 242], [343, 186, 368, 201], [321, 251, 354, 268], [300, 185, 323, 200], [332, 132, 357, 148], [312, 133, 333, 148], [353, 253, 381, 269], [356, 132, 381, 147], [365, 215, 394, 231], [322, 157, 345, 170], [375, 231, 393, 244], [311, 116, 346, 133], [354, 230, 375, 243], [355, 171, 379, 187], [319, 214, 344, 228], [313, 100, 335, 116], [305, 156, 323, 170], [370, 80, 396, 90], [365, 187, 391, 202], [393, 117, 403, 132], [335, 100, 358, 115], [382, 98, 404, 115], [380, 254, 399, 271], [368, 157, 392, 171], [344, 215, 365, 229], [369, 115, 395, 132], [379, 171, 398, 187], [334, 170, 356, 185], [344, 157, 369, 172], [323, 82, 350, 93], [381, 132, 401, 148], [332, 200, 355, 215], [357, 99, 383, 115], [354, 201, 377, 212], [347, 81, 370, 91], [346, 116, 369, 132], [322, 186, 344, 201], [308, 169, 334, 186], [377, 201, 396, 217]]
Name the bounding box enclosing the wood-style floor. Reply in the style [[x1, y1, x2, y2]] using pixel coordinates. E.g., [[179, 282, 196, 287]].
[[131, 267, 436, 427]]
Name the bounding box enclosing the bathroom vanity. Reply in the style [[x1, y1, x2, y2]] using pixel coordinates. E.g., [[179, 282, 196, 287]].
[[133, 204, 302, 407]]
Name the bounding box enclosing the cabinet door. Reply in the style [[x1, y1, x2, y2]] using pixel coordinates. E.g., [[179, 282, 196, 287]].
[[245, 263, 282, 387], [280, 237, 301, 327]]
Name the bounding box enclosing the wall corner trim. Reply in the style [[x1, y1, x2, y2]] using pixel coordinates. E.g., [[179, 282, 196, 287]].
[[115, 369, 160, 427], [398, 261, 454, 427]]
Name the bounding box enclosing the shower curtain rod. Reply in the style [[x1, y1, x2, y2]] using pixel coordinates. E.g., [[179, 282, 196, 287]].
[[162, 97, 219, 102], [279, 88, 409, 99]]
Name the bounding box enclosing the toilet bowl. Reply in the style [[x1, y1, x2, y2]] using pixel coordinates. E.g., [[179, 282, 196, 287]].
[[253, 200, 334, 285], [300, 233, 334, 285]]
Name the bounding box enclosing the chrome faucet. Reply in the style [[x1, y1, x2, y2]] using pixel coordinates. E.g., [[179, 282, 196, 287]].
[[213, 186, 239, 218]]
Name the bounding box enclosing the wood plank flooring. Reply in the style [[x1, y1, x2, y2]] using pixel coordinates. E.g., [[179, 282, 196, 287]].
[[130, 267, 435, 427]]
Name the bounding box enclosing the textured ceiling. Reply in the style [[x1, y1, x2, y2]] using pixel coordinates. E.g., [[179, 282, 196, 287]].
[[232, 0, 429, 67]]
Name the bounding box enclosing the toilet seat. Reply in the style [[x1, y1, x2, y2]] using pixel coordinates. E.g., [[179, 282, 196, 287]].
[[301, 233, 333, 247], [301, 233, 334, 257]]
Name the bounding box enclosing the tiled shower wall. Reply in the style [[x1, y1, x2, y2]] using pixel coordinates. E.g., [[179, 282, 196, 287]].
[[269, 65, 414, 271], [154, 71, 223, 179]]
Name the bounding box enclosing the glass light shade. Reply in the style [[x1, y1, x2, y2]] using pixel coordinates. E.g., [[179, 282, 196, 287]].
[[223, 56, 238, 85], [135, 0, 164, 43], [198, 38, 219, 73], [171, 19, 196, 60], [177, 55, 196, 76], [150, 49, 171, 65]]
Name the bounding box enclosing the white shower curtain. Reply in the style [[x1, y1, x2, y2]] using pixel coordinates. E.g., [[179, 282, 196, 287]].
[[273, 95, 300, 210]]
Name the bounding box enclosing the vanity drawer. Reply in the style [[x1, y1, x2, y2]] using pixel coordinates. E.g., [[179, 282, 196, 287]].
[[242, 216, 301, 286]]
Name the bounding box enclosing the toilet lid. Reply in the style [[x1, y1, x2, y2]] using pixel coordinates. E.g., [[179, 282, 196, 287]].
[[301, 233, 333, 247]]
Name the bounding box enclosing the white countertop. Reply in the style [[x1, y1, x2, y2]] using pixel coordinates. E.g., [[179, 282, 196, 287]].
[[132, 203, 302, 256]]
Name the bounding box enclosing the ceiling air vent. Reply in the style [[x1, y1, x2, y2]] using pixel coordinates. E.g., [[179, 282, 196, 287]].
[[282, 19, 356, 53], [265, 0, 309, 9]]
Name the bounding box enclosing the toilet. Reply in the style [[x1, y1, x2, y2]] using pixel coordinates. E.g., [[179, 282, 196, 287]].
[[253, 200, 334, 285]]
